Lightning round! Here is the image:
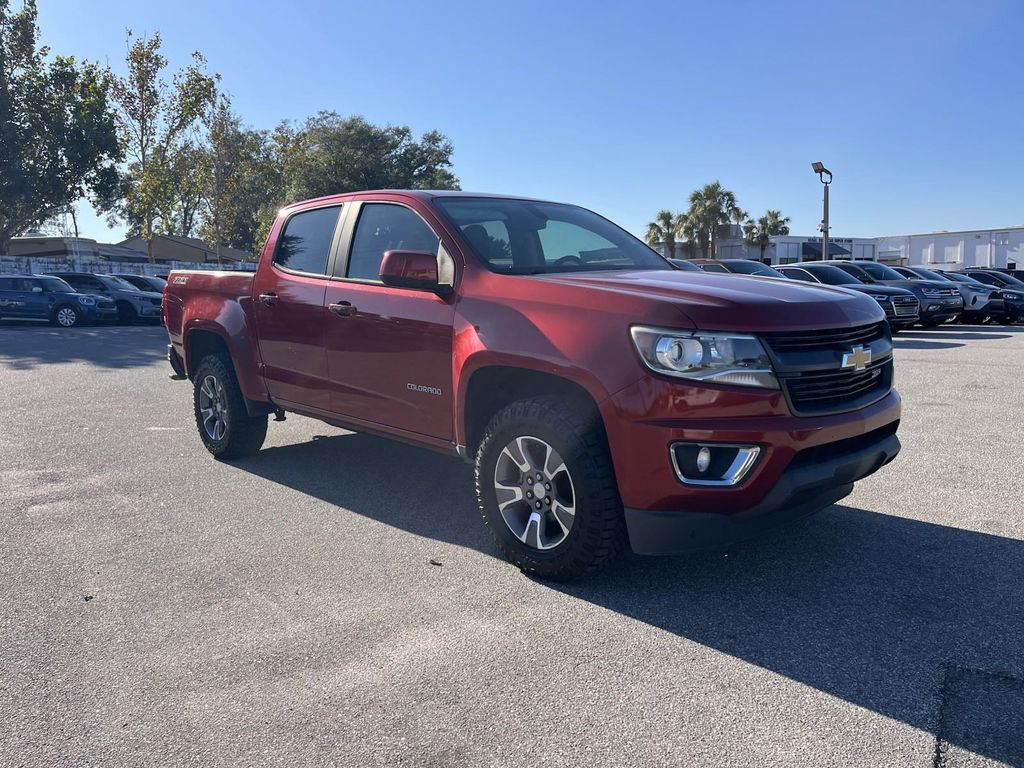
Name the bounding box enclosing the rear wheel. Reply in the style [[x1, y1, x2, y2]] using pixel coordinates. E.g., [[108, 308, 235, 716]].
[[475, 396, 626, 580], [52, 304, 79, 328], [192, 354, 267, 459]]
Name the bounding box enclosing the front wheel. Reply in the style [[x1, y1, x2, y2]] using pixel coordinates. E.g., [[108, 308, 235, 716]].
[[475, 396, 626, 580], [52, 304, 80, 328], [192, 354, 267, 459]]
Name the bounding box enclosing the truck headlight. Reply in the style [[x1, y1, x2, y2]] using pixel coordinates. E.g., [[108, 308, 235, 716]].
[[630, 326, 779, 389], [77, 296, 96, 306]]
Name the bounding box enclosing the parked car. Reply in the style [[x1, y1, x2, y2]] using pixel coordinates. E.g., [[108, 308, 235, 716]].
[[45, 272, 164, 324], [691, 259, 788, 277], [667, 259, 703, 272], [891, 266, 1004, 324], [163, 190, 902, 579], [822, 261, 963, 327], [0, 274, 117, 327], [776, 263, 920, 332], [114, 273, 168, 293], [958, 269, 1024, 323]]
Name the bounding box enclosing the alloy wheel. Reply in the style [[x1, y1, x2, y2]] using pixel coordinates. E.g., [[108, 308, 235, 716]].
[[198, 375, 229, 442], [493, 435, 576, 551], [56, 307, 77, 327]]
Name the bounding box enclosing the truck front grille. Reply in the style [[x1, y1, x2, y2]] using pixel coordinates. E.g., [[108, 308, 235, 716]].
[[761, 322, 894, 416], [761, 322, 887, 353], [893, 296, 919, 317], [783, 358, 893, 414]]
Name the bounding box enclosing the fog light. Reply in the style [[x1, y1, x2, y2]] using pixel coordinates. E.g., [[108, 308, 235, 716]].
[[670, 443, 761, 487], [696, 446, 712, 473]]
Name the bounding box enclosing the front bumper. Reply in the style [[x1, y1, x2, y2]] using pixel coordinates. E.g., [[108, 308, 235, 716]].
[[918, 296, 963, 322], [625, 423, 900, 554], [999, 298, 1024, 322], [600, 370, 903, 554]]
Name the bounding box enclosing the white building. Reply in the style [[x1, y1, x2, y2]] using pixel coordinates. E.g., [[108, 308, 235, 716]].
[[706, 225, 1024, 269]]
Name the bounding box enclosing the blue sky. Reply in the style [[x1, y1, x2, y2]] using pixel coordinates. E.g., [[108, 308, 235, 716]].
[[39, 0, 1023, 243]]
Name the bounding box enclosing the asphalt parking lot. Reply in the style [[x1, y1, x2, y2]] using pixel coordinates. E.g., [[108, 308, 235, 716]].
[[2, 322, 1023, 767]]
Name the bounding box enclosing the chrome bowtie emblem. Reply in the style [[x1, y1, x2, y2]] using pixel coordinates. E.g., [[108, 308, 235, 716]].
[[841, 344, 872, 371]]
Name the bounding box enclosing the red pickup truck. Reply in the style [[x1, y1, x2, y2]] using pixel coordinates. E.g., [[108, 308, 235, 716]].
[[164, 190, 901, 578]]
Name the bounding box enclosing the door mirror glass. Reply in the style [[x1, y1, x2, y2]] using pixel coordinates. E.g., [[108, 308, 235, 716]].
[[379, 250, 446, 293]]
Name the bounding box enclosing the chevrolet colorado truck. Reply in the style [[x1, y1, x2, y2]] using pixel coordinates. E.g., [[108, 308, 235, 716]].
[[164, 191, 902, 578]]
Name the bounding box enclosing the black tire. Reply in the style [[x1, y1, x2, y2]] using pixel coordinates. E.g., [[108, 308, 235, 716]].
[[475, 396, 626, 580], [192, 354, 268, 460], [116, 301, 138, 325], [51, 304, 80, 328]]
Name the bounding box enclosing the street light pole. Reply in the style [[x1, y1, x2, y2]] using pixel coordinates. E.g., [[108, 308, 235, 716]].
[[811, 162, 832, 261]]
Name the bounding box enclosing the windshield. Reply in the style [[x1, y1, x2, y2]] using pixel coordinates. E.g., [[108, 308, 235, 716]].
[[855, 261, 905, 280], [908, 267, 946, 281], [806, 265, 863, 285], [37, 277, 76, 293], [99, 275, 140, 291], [830, 262, 871, 282], [726, 261, 785, 277], [993, 271, 1024, 286], [945, 272, 986, 285], [436, 198, 670, 275]]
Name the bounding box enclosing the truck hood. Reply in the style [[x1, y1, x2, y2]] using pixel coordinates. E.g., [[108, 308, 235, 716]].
[[534, 270, 885, 331]]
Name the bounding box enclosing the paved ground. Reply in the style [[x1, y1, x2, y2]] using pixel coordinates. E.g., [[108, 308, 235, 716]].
[[1, 321, 1022, 767]]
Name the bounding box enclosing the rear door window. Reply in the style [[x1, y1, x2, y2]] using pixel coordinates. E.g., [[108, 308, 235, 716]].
[[273, 206, 342, 276]]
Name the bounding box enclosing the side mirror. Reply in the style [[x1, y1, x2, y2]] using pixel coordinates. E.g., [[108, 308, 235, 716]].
[[379, 250, 450, 294]]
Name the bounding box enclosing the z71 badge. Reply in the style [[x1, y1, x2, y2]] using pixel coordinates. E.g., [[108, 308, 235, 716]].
[[172, 275, 189, 285]]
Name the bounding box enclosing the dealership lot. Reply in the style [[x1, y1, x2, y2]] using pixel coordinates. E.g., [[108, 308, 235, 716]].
[[1, 324, 1022, 767]]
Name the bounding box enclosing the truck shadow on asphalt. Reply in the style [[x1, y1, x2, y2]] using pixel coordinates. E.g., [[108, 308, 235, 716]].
[[0, 325, 166, 370], [238, 431, 1024, 765]]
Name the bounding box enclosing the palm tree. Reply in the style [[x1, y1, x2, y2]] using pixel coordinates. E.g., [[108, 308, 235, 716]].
[[645, 209, 686, 259], [685, 182, 743, 258], [743, 209, 791, 262]]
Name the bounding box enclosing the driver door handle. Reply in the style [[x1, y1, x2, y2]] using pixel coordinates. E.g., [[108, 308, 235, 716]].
[[259, 292, 278, 307], [328, 301, 356, 317]]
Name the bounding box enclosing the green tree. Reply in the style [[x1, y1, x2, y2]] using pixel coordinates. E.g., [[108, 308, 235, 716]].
[[684, 181, 743, 259], [198, 96, 280, 259], [109, 30, 217, 261], [0, 0, 121, 255], [275, 112, 459, 202], [743, 209, 791, 262], [644, 209, 686, 259]]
